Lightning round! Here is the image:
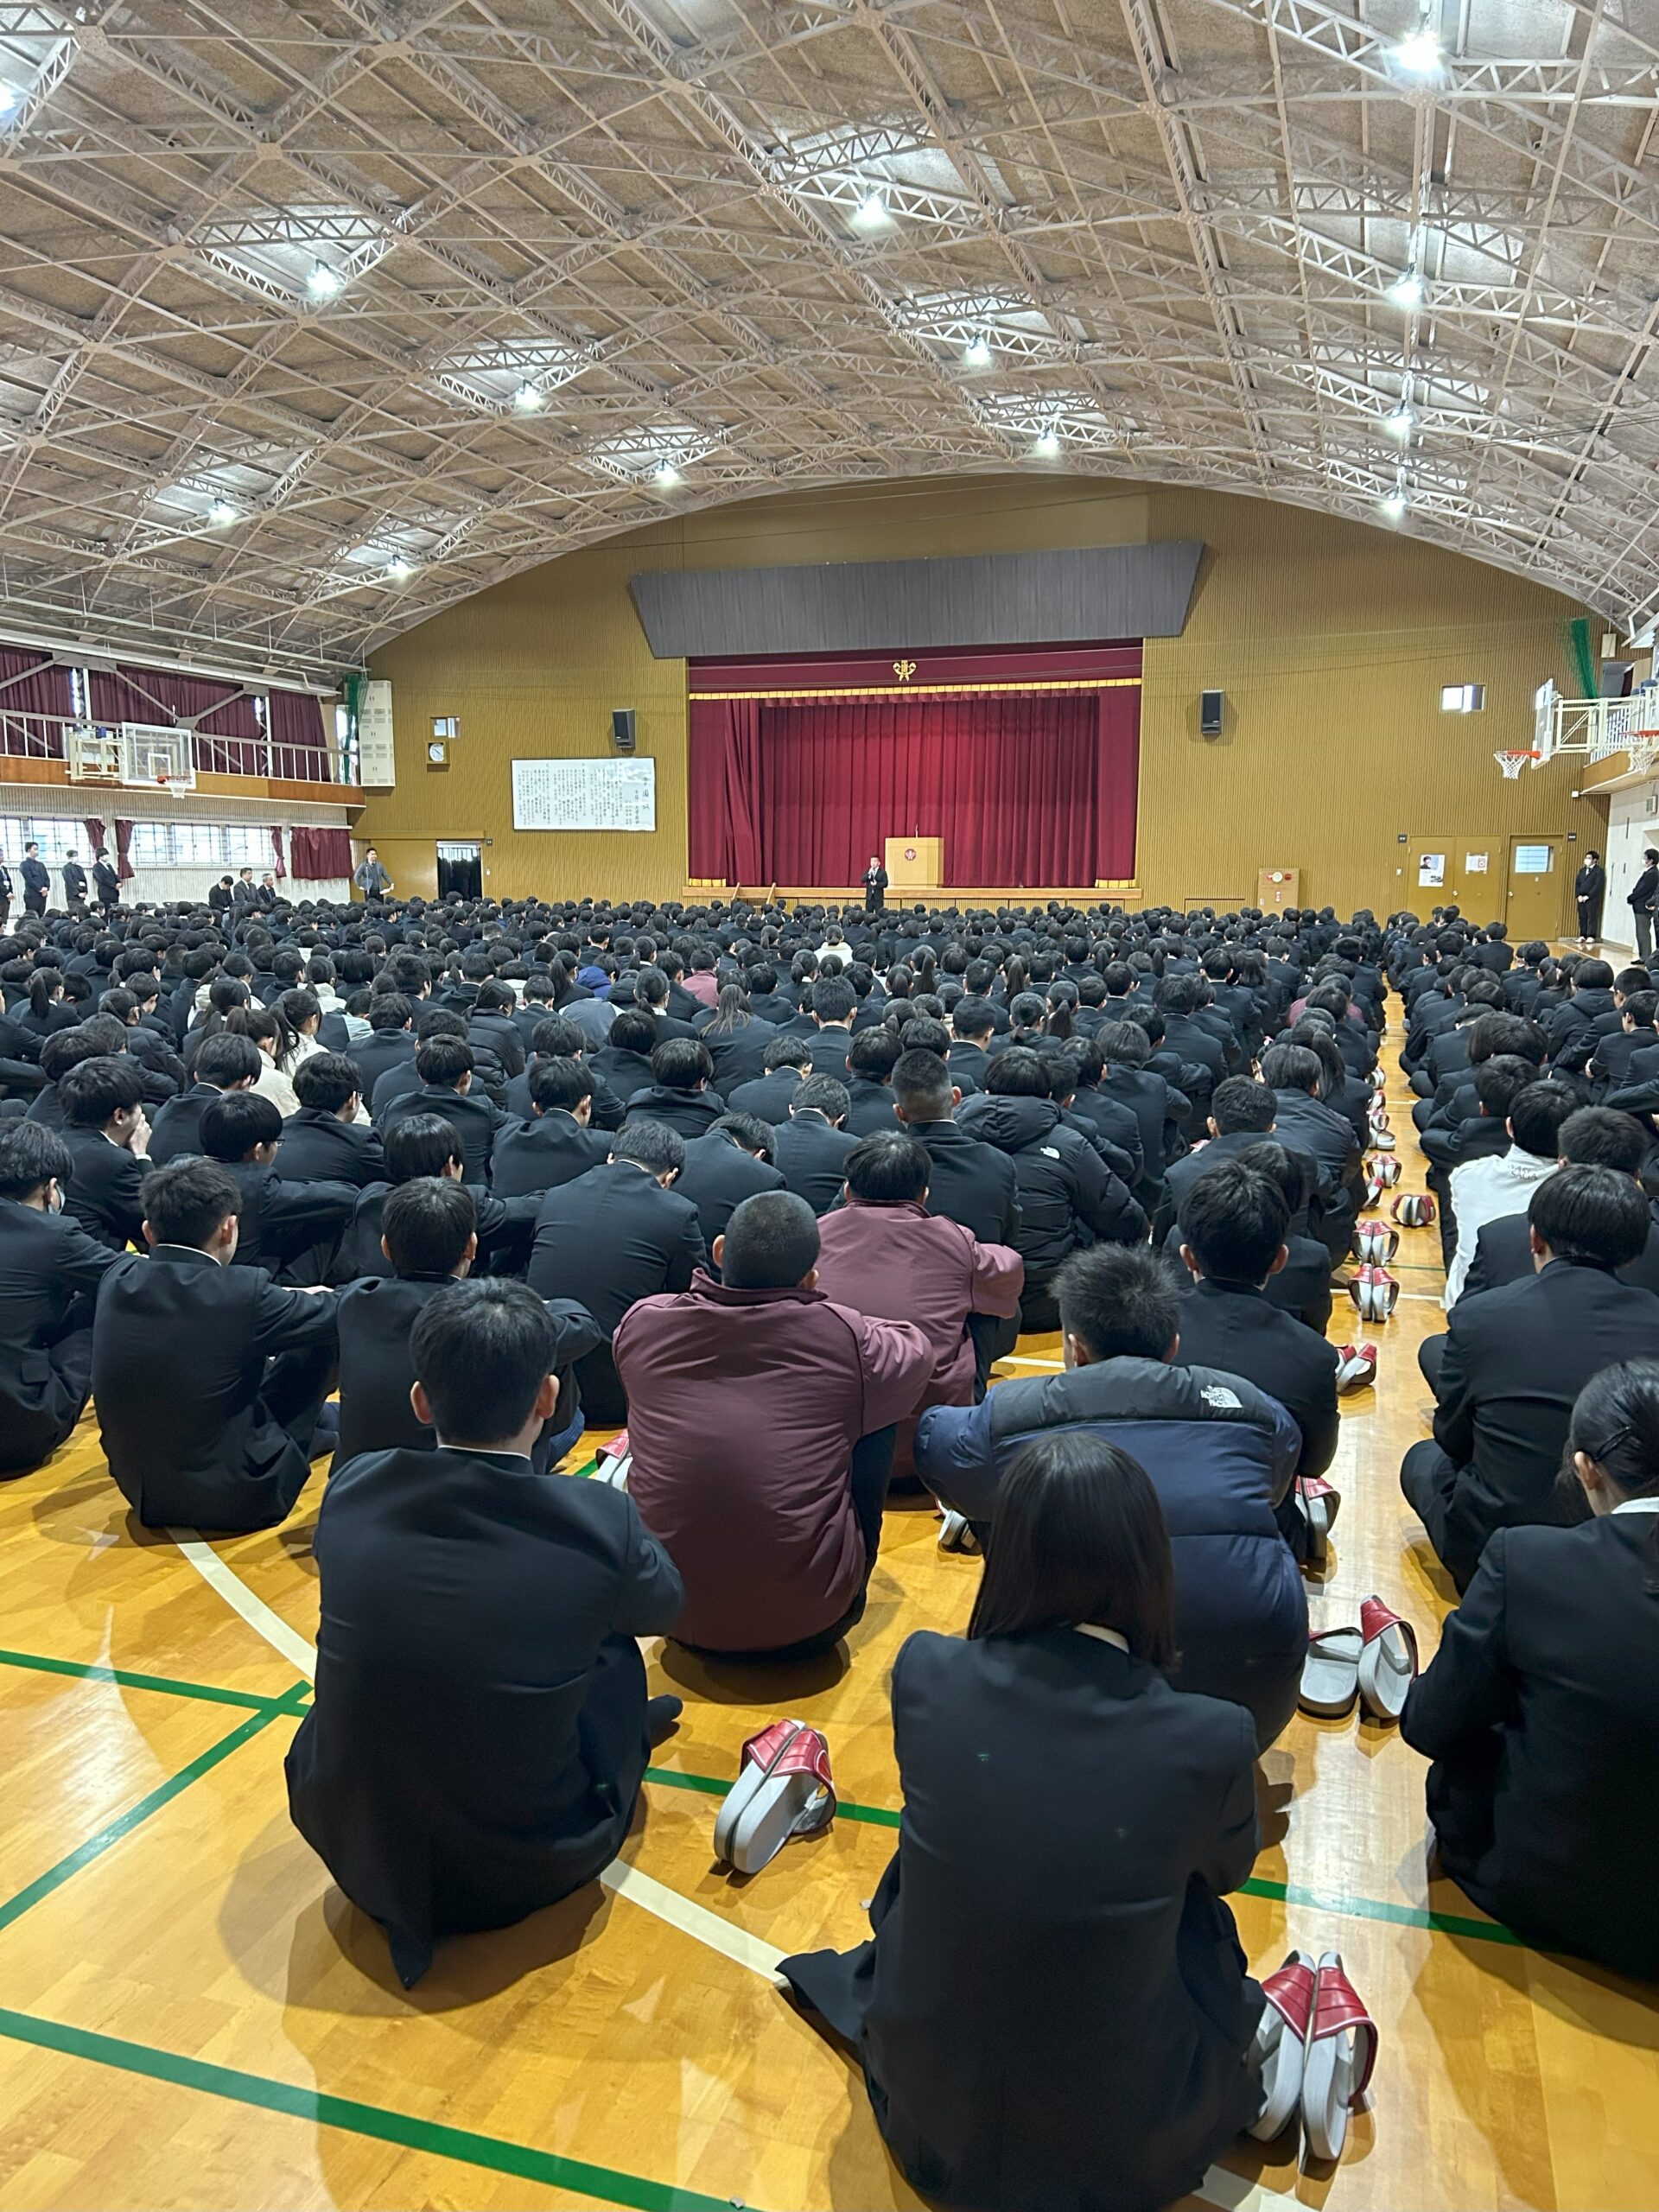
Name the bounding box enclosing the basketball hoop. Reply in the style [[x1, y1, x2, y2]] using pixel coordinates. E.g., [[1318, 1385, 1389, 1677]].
[[1495, 748, 1540, 779]]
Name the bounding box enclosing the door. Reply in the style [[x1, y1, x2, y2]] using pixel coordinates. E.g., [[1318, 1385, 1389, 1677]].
[[435, 841, 482, 899], [1505, 835, 1568, 943], [1405, 836, 1502, 915]]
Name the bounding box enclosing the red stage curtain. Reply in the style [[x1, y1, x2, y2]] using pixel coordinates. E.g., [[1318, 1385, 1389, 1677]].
[[688, 685, 1136, 886], [289, 825, 352, 879]]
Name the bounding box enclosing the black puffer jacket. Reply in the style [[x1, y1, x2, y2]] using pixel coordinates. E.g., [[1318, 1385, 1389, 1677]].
[[956, 1093, 1146, 1281]]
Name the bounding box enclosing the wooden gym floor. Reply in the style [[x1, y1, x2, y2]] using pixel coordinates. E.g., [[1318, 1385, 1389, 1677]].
[[2, 1033, 1657, 2212]]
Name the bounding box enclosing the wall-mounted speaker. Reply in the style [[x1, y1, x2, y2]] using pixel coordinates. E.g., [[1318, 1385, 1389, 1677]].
[[612, 709, 637, 752], [1200, 690, 1225, 738]]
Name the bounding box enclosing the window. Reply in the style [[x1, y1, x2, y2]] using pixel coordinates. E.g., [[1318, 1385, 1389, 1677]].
[[1440, 683, 1486, 713], [8, 817, 280, 870], [0, 817, 84, 866]]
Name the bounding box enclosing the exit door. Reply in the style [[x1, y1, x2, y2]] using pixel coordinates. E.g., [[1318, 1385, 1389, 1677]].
[[436, 841, 481, 899], [1504, 835, 1567, 943], [1405, 836, 1501, 915]]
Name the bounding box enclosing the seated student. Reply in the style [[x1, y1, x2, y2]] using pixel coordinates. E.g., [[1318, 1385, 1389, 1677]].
[[945, 995, 995, 1090], [1443, 1078, 1579, 1306], [620, 1037, 725, 1140], [1402, 1360, 1659, 1980], [1259, 1040, 1359, 1264], [804, 976, 859, 1078], [889, 1046, 1018, 1245], [674, 1112, 785, 1254], [915, 1243, 1305, 1747], [351, 993, 418, 1096], [0, 1122, 118, 1474], [275, 1052, 383, 1187], [958, 1047, 1146, 1332], [813, 1132, 1023, 1444], [286, 1278, 684, 1987], [57, 1055, 150, 1250], [617, 1191, 932, 1657], [1235, 1139, 1332, 1332], [526, 1121, 705, 1425], [332, 1179, 596, 1474], [1460, 1105, 1659, 1299], [198, 1092, 358, 1278], [1402, 1166, 1659, 1592], [1153, 1077, 1319, 1246], [841, 1027, 903, 1135], [779, 1433, 1265, 2212], [1413, 1010, 1544, 1138], [1171, 1159, 1338, 1560], [93, 1156, 339, 1530], [505, 1015, 625, 1130], [586, 1006, 659, 1104], [727, 1032, 811, 1122], [334, 1113, 533, 1282], [771, 1074, 858, 1213], [377, 1036, 505, 1183], [144, 1031, 261, 1165], [491, 1058, 610, 1198]]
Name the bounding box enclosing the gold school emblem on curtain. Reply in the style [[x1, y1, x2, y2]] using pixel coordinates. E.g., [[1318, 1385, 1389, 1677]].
[[893, 659, 918, 682]]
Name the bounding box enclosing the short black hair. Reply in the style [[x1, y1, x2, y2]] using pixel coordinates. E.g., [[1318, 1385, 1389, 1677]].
[[529, 1014, 583, 1058], [720, 1189, 820, 1288], [1261, 1042, 1321, 1095], [293, 1052, 362, 1114], [0, 1121, 70, 1200], [200, 1090, 283, 1160], [1055, 1244, 1182, 1360], [143, 1156, 241, 1247], [1558, 1106, 1649, 1176], [385, 1112, 465, 1182], [1235, 1137, 1313, 1218], [58, 1054, 145, 1129], [607, 1008, 657, 1054], [952, 995, 996, 1040], [710, 1112, 776, 1161], [1473, 1053, 1539, 1121], [415, 1035, 473, 1088], [195, 1033, 262, 1089], [891, 1046, 952, 1115], [1097, 1019, 1148, 1068], [793, 1074, 849, 1122], [1529, 1163, 1650, 1268], [847, 1027, 901, 1080], [650, 1037, 713, 1090], [843, 1131, 930, 1204], [984, 1046, 1049, 1098], [1507, 1080, 1580, 1160], [610, 1120, 686, 1176], [810, 977, 856, 1024], [529, 1058, 594, 1113], [762, 1034, 811, 1073], [1179, 1159, 1289, 1287], [410, 1278, 559, 1440], [367, 992, 412, 1033], [1210, 1077, 1276, 1135], [1465, 1012, 1545, 1067], [383, 1177, 475, 1276], [1575, 958, 1615, 990]]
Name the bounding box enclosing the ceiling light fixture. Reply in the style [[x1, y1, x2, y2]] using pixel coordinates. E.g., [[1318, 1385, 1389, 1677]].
[[1381, 486, 1409, 522], [512, 382, 543, 411], [851, 192, 890, 232], [1388, 266, 1426, 310], [307, 262, 341, 299], [963, 334, 993, 367], [1393, 24, 1442, 75], [655, 462, 681, 487], [386, 556, 414, 580], [208, 499, 238, 524], [0, 86, 20, 118], [1035, 427, 1061, 456], [1382, 404, 1414, 441]]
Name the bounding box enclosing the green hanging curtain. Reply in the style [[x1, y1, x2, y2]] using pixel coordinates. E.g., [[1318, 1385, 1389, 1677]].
[[1565, 616, 1599, 701]]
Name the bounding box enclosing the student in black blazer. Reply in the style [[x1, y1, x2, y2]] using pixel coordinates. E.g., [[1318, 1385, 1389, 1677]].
[[275, 1052, 383, 1187], [526, 1122, 706, 1424], [349, 997, 419, 1097], [199, 1093, 358, 1278], [377, 1035, 506, 1184], [331, 1179, 597, 1475], [726, 1035, 810, 1124], [781, 1432, 1266, 2212], [93, 1156, 339, 1529], [335, 1115, 535, 1283], [145, 1032, 263, 1166], [286, 1279, 685, 1986], [1403, 1360, 1659, 1980], [674, 1116, 785, 1255], [1152, 1077, 1320, 1246], [57, 1055, 151, 1250], [698, 996, 775, 1093], [770, 1077, 858, 1214], [890, 1049, 1019, 1246], [621, 1038, 727, 1141], [0, 1123, 117, 1473], [1402, 1166, 1659, 1591], [1459, 1106, 1659, 1300], [586, 1008, 659, 1108], [493, 1059, 612, 1199], [504, 1020, 625, 1131]]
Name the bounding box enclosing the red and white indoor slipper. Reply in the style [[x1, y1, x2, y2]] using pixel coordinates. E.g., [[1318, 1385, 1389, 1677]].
[[1357, 1596, 1419, 1723], [1335, 1343, 1378, 1395], [1348, 1264, 1399, 1323], [1300, 1953, 1377, 2162], [1248, 1950, 1318, 2141], [713, 1720, 836, 1875], [592, 1431, 631, 1489], [1299, 1625, 1363, 1717], [1296, 1475, 1341, 1568], [1392, 1192, 1436, 1228], [1352, 1220, 1399, 1265]]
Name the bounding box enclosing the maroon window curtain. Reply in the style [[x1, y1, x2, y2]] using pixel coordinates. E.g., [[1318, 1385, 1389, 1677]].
[[289, 825, 352, 878], [112, 818, 136, 881], [268, 690, 331, 779], [690, 685, 1138, 887], [270, 826, 287, 880], [82, 815, 106, 857], [92, 664, 263, 776], [0, 648, 71, 758]]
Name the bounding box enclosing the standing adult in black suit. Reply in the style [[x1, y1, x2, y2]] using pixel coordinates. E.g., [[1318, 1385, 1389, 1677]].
[[861, 855, 888, 913], [1573, 849, 1606, 947], [59, 849, 86, 912], [526, 1122, 705, 1423], [1402, 1166, 1659, 1591], [1629, 847, 1659, 964], [93, 1156, 339, 1529], [285, 1279, 685, 1986], [57, 1056, 150, 1250], [19, 840, 48, 917], [0, 1123, 117, 1474], [780, 1432, 1266, 2212], [1403, 1359, 1659, 1979], [92, 849, 120, 917]]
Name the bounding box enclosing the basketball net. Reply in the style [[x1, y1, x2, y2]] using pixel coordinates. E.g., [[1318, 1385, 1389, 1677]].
[[1495, 749, 1539, 779]]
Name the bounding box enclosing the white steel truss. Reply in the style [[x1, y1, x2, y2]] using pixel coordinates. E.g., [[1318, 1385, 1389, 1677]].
[[0, 0, 1647, 685]]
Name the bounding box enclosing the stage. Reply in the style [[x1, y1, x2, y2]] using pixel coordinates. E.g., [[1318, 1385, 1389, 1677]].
[[683, 880, 1144, 907]]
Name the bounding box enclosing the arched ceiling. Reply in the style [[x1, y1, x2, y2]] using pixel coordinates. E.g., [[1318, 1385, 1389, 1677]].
[[0, 0, 1650, 684]]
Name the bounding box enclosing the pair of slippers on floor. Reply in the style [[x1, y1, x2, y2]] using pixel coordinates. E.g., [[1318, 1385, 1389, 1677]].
[[713, 1719, 836, 1875], [1250, 1949, 1377, 2161], [1300, 1598, 1419, 1720]]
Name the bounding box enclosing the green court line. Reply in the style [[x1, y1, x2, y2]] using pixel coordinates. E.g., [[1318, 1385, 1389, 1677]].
[[568, 1456, 599, 1480], [0, 1681, 311, 1939], [646, 1765, 900, 1828], [0, 2004, 759, 2212], [0, 1643, 296, 1713]]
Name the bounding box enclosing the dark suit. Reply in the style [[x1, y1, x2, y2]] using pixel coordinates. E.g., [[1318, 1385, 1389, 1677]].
[[1464, 1201, 1659, 1300], [285, 1443, 684, 1985], [145, 1082, 230, 1166], [348, 1031, 417, 1099], [19, 855, 48, 914], [378, 1084, 505, 1184], [779, 1627, 1262, 2212], [334, 1179, 531, 1283], [772, 1110, 858, 1215], [1172, 1277, 1339, 1479], [702, 1022, 774, 1093], [276, 1108, 385, 1190], [93, 1246, 338, 1529], [726, 1070, 804, 1124], [675, 1130, 785, 1253], [225, 1163, 357, 1277], [60, 1128, 149, 1251], [0, 1198, 114, 1473], [1401, 1259, 1659, 1590], [1402, 1515, 1659, 1979], [620, 1084, 726, 1141], [491, 1111, 610, 1199], [843, 1077, 900, 1137]]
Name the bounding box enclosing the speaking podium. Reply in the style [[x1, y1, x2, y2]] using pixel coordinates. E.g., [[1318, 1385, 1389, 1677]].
[[885, 836, 943, 894]]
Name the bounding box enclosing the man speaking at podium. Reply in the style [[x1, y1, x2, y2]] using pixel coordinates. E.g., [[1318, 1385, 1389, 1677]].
[[862, 854, 888, 913]]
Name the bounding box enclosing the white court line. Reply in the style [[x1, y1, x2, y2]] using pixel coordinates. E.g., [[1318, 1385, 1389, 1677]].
[[174, 1533, 1295, 2209], [999, 1354, 1064, 1369]]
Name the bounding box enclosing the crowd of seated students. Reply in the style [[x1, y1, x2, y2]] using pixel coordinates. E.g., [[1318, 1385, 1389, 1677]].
[[3, 886, 1658, 2202]]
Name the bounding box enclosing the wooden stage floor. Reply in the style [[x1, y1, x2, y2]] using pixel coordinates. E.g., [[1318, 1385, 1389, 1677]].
[[2, 1036, 1657, 2211]]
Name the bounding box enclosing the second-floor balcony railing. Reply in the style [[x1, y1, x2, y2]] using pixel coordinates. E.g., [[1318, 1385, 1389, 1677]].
[[0, 710, 359, 787]]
